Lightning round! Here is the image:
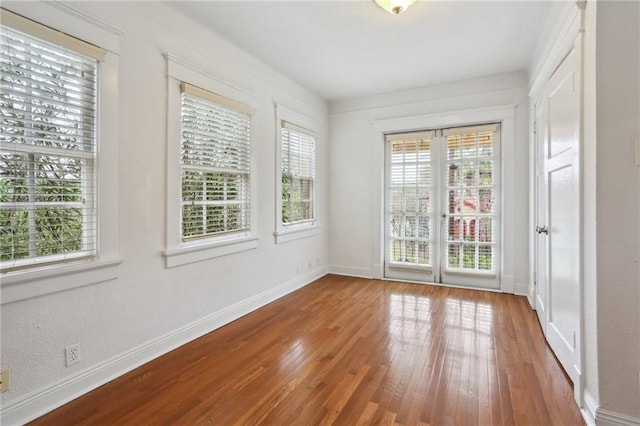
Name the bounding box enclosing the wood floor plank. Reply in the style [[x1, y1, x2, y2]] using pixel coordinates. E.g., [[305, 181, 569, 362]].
[[29, 275, 585, 426]]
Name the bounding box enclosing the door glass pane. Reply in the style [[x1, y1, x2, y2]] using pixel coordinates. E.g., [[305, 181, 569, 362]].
[[479, 189, 493, 213], [479, 245, 492, 270], [386, 133, 433, 267], [462, 162, 476, 186], [448, 135, 461, 160]]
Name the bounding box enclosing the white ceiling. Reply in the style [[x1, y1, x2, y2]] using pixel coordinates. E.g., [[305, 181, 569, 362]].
[[171, 1, 553, 102]]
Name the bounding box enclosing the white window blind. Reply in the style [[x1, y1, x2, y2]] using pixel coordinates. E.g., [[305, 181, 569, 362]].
[[180, 83, 252, 241], [1, 15, 100, 272], [281, 121, 315, 226]]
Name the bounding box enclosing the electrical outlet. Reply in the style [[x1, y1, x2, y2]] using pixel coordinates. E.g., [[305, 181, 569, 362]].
[[65, 344, 81, 367], [316, 257, 320, 267], [308, 260, 313, 270], [0, 368, 11, 392]]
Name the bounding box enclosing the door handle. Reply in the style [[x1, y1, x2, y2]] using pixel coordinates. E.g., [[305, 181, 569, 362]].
[[536, 225, 549, 235]]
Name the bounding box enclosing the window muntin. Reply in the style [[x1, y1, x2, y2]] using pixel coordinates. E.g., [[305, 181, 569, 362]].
[[180, 84, 251, 242], [0, 21, 98, 272], [281, 121, 315, 227]]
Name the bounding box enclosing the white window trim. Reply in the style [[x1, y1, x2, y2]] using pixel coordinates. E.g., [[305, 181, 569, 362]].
[[274, 104, 320, 244], [164, 54, 260, 268], [0, 2, 122, 304]]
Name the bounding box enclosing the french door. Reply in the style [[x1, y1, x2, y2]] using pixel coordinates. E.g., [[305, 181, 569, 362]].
[[384, 124, 501, 289]]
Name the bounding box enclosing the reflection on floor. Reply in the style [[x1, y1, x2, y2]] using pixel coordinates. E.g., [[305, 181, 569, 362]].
[[31, 275, 585, 426]]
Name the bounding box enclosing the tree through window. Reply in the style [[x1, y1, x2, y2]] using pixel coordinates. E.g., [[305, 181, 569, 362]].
[[1, 20, 99, 270]]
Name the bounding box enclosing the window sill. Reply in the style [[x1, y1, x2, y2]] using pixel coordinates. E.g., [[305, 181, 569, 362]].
[[1, 256, 123, 304], [274, 225, 321, 244], [164, 235, 259, 268]]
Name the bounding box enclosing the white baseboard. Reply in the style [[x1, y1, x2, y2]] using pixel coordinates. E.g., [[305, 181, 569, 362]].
[[526, 293, 536, 309], [501, 274, 515, 293], [583, 390, 640, 426], [0, 267, 328, 426], [596, 408, 640, 426], [372, 263, 382, 279], [328, 264, 373, 278], [582, 389, 598, 426], [514, 281, 529, 296]]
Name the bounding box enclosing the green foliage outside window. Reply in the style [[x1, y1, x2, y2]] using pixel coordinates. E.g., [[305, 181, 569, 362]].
[[1, 40, 93, 263], [181, 171, 244, 239], [282, 175, 312, 225]]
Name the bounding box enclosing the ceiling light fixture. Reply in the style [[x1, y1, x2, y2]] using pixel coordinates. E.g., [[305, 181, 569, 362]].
[[374, 0, 416, 15]]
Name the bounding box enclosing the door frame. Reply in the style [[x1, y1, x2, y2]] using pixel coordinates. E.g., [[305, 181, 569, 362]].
[[382, 126, 501, 289], [372, 105, 518, 293]]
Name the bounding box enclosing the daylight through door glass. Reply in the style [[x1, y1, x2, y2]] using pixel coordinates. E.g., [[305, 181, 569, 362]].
[[444, 128, 496, 273], [388, 132, 433, 267]]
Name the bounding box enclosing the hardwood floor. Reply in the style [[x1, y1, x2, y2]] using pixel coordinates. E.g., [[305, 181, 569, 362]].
[[31, 275, 584, 425]]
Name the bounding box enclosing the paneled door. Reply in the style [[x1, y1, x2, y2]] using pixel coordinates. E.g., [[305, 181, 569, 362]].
[[536, 44, 582, 394], [384, 124, 501, 289]]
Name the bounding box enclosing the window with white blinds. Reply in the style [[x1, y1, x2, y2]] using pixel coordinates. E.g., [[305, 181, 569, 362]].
[[1, 15, 102, 272], [281, 121, 316, 226], [180, 83, 252, 241]]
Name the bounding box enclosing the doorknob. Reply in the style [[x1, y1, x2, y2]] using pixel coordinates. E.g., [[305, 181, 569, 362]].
[[536, 225, 549, 235]]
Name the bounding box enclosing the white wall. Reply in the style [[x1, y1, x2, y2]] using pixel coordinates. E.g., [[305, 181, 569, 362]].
[[0, 2, 328, 422], [594, 0, 640, 419], [328, 72, 531, 293], [582, 0, 599, 416]]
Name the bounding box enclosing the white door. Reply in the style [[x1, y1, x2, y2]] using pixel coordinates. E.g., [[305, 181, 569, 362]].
[[384, 124, 500, 290], [538, 45, 582, 393], [534, 100, 548, 332]]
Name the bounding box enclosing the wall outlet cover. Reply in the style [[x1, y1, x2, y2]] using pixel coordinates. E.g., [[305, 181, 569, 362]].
[[65, 344, 81, 367], [0, 368, 12, 392]]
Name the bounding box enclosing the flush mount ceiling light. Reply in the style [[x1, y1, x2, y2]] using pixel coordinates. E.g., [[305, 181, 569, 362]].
[[374, 0, 416, 15]]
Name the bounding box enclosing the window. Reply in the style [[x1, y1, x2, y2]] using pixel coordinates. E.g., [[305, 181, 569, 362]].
[[0, 6, 121, 303], [164, 54, 259, 268], [281, 121, 316, 226], [180, 84, 251, 241], [0, 18, 102, 272], [274, 105, 320, 244]]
